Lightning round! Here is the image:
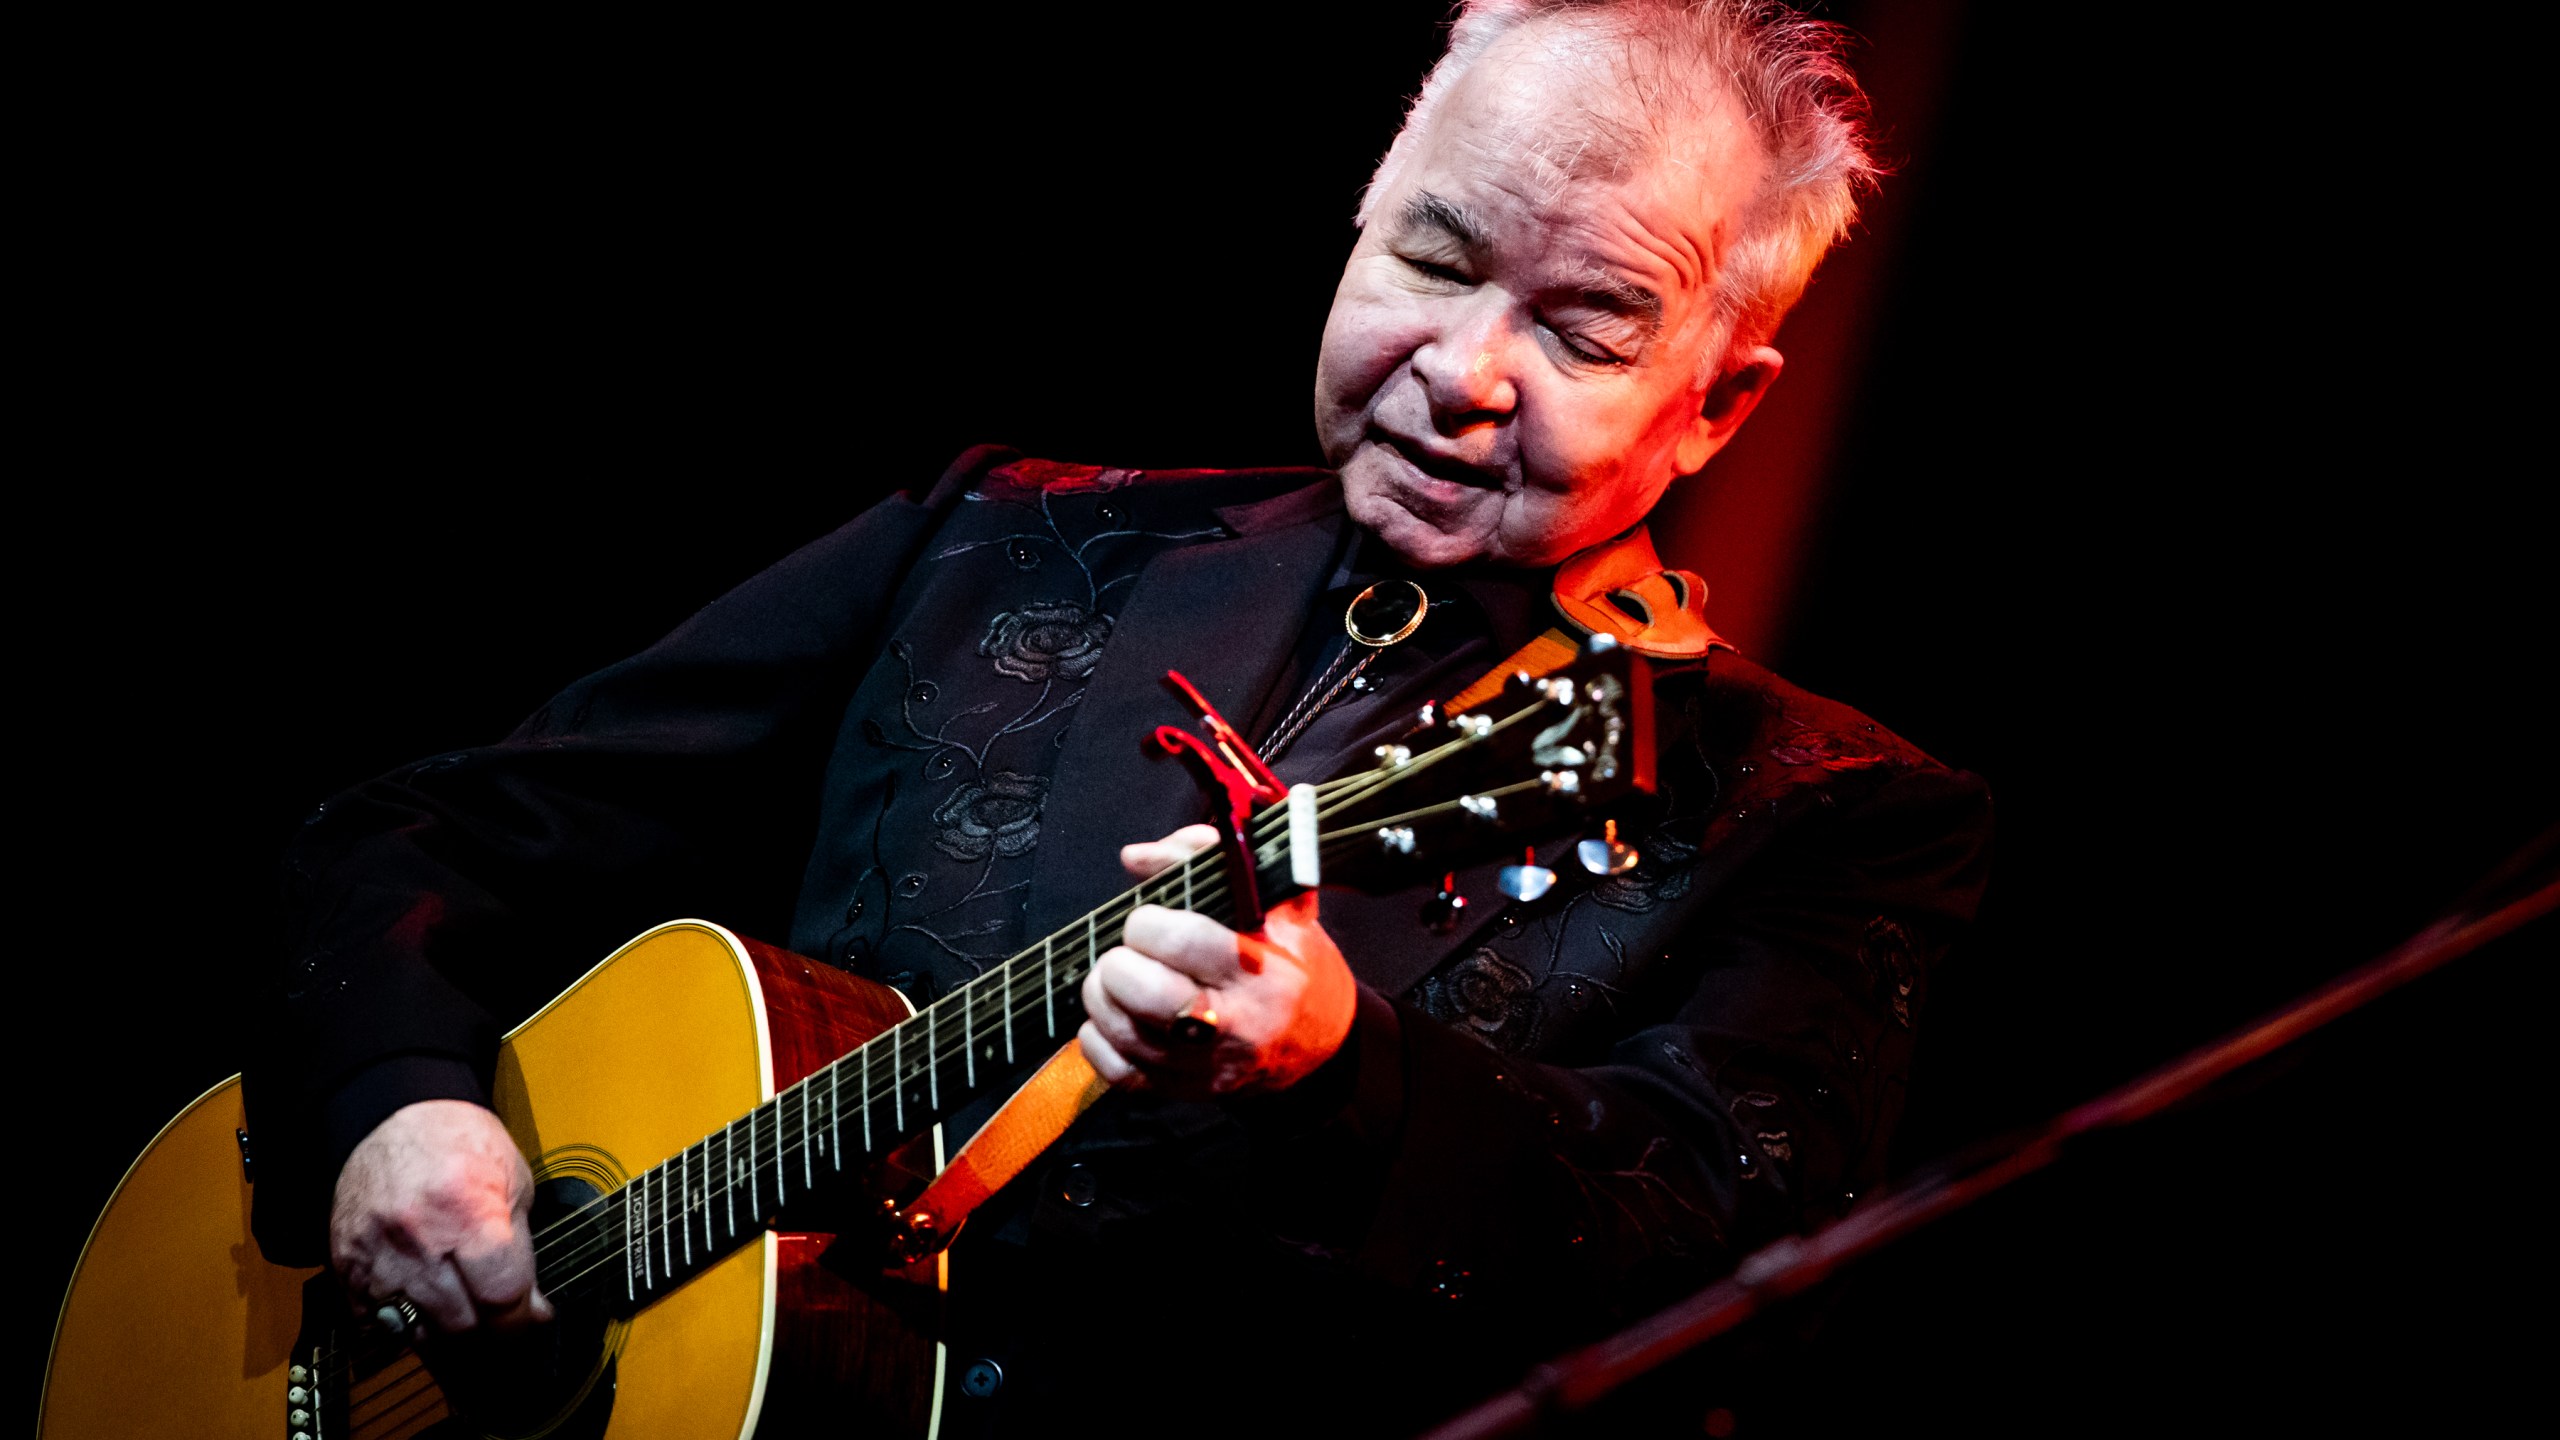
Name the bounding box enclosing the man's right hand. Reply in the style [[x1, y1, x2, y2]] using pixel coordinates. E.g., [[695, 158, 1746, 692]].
[[330, 1099, 554, 1336]]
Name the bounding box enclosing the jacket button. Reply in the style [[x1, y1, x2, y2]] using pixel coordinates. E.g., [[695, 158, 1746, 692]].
[[961, 1359, 1003, 1398], [1054, 1162, 1097, 1207]]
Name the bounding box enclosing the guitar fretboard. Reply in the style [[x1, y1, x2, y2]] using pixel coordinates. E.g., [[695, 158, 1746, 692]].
[[527, 805, 1293, 1311], [515, 670, 1599, 1316]]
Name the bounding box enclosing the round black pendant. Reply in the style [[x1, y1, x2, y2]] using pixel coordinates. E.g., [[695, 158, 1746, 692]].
[[1345, 579, 1429, 647]]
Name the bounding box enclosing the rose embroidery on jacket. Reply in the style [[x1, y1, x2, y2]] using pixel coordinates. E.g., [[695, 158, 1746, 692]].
[[930, 771, 1050, 862], [979, 602, 1114, 683], [1420, 948, 1543, 1053]]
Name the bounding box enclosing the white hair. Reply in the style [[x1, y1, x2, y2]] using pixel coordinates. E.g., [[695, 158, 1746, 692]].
[[1359, 0, 1879, 360]]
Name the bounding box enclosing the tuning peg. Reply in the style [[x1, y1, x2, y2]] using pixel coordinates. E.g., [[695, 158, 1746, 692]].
[[1577, 818, 1640, 875], [1421, 872, 1467, 933], [1498, 848, 1557, 903]]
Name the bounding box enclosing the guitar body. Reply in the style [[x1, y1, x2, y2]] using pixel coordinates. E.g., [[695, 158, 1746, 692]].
[[42, 920, 946, 1440]]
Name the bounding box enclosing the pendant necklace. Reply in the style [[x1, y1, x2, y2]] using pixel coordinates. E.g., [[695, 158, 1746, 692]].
[[1260, 579, 1431, 761]]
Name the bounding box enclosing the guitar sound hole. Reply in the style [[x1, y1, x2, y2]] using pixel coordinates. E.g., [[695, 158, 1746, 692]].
[[423, 1175, 617, 1440]]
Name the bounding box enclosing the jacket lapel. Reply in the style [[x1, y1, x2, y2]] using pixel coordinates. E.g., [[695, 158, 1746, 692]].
[[1026, 489, 1347, 935]]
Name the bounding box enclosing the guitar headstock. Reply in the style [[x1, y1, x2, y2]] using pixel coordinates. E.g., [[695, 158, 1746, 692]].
[[1257, 634, 1655, 898]]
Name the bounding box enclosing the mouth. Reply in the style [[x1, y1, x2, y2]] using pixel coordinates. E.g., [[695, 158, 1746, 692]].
[[1369, 430, 1504, 494]]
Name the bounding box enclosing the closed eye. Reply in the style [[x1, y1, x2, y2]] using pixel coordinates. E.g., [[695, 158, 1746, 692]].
[[1544, 321, 1630, 367], [1399, 254, 1473, 287]]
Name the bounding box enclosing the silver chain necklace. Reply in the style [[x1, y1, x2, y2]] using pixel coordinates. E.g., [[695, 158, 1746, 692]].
[[1258, 579, 1432, 762]]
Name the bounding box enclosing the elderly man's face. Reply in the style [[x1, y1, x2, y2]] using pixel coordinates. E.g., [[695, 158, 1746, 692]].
[[1315, 22, 1784, 569]]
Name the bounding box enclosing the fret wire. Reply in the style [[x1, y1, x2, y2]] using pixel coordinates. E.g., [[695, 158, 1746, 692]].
[[681, 1145, 692, 1267], [748, 1105, 759, 1220], [830, 1055, 842, 1170], [533, 870, 1269, 1308], [509, 874, 1258, 1320], [821, 878, 1240, 1121], [1004, 956, 1016, 1062], [862, 1045, 874, 1152], [723, 1123, 736, 1236], [657, 1164, 671, 1279], [802, 1085, 814, 1190], [624, 1183, 635, 1303], [771, 1095, 786, 1209], [927, 1003, 939, 1110], [792, 877, 1240, 1131], [506, 849, 1297, 1307], [1046, 934, 1057, 1037], [963, 980, 976, 1088], [893, 1023, 905, 1133]]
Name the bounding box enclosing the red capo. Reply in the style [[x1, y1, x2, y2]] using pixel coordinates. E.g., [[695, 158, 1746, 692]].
[[1153, 669, 1287, 934]]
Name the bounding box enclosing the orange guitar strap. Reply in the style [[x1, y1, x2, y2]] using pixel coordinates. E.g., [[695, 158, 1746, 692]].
[[893, 1040, 1112, 1252], [893, 526, 1723, 1254], [1445, 525, 1729, 715]]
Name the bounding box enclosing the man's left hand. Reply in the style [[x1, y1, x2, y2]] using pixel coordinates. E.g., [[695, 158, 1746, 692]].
[[1079, 824, 1358, 1097]]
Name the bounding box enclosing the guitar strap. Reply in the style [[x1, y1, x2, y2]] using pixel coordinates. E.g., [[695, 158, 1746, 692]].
[[894, 1040, 1112, 1255], [1447, 524, 1729, 712], [892, 525, 1725, 1254]]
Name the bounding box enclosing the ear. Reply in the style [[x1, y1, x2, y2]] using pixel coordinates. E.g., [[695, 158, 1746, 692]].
[[1672, 344, 1784, 475]]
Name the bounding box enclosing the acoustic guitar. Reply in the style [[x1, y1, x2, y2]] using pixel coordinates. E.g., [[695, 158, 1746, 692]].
[[41, 641, 1651, 1440]]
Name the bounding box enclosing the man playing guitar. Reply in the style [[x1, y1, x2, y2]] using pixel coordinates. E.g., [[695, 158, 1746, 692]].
[[250, 3, 1991, 1433]]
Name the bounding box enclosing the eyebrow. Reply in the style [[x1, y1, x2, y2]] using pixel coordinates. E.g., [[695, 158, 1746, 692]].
[[1398, 191, 1484, 248], [1565, 266, 1664, 337]]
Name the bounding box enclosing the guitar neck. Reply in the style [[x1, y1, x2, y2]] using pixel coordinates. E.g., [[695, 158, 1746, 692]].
[[527, 798, 1304, 1312], [524, 653, 1643, 1315]]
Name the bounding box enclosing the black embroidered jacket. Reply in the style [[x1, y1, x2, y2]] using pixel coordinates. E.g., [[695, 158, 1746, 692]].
[[250, 448, 1992, 1433]]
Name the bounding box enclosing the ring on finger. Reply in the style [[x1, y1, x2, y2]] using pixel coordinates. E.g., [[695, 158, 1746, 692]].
[[1168, 993, 1220, 1046]]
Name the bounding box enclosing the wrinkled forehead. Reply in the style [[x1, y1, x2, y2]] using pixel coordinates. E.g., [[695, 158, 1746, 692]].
[[1424, 16, 1765, 239]]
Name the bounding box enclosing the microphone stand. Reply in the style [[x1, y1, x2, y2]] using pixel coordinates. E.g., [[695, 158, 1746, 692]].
[[1422, 826, 2560, 1440]]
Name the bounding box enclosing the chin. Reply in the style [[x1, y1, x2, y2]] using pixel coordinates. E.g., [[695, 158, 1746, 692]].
[[1345, 482, 1499, 569]]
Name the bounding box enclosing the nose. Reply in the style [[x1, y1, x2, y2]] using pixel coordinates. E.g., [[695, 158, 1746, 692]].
[[1411, 297, 1519, 431]]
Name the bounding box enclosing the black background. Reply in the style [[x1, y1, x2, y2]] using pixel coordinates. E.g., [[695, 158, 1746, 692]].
[[27, 3, 2552, 1433]]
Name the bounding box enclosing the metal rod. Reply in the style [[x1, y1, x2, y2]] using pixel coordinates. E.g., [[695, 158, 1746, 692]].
[[1422, 828, 2559, 1440]]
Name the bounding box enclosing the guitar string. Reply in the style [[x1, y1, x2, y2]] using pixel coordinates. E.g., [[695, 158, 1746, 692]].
[[513, 869, 1260, 1306], [511, 774, 1489, 1310], [323, 690, 1577, 1362], [514, 837, 1256, 1261], [314, 778, 1515, 1373], [486, 830, 1282, 1312], [505, 753, 1376, 1267], [502, 814, 1274, 1258], [488, 714, 1542, 1312], [343, 1363, 445, 1434]]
